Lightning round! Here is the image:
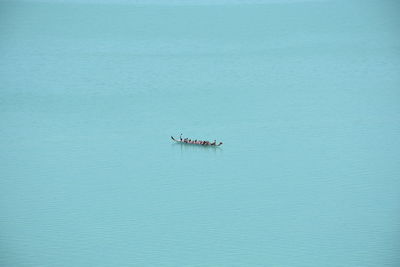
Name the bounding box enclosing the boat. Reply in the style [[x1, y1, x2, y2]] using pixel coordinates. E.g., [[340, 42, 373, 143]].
[[171, 135, 223, 146]]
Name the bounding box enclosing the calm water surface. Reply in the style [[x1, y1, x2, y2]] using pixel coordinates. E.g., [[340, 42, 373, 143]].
[[1, 0, 400, 266]]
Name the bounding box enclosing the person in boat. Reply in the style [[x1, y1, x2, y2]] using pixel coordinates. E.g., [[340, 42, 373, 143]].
[[211, 140, 216, 146], [180, 134, 182, 141]]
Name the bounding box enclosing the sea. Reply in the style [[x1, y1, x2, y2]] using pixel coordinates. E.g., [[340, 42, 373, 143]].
[[1, 0, 400, 266]]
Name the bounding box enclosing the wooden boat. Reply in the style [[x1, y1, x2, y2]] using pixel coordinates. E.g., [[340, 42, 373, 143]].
[[171, 135, 223, 146]]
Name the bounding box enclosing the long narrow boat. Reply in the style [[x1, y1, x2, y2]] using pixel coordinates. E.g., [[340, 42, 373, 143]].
[[171, 136, 223, 146]]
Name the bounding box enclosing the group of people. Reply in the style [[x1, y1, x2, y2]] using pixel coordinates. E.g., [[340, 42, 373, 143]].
[[178, 134, 222, 146]]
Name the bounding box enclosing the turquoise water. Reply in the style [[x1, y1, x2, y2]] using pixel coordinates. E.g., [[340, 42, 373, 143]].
[[1, 0, 400, 266]]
